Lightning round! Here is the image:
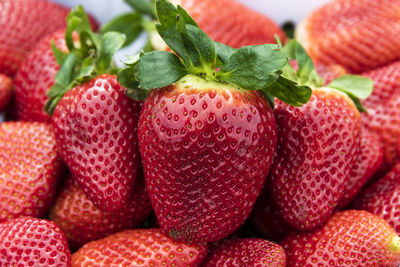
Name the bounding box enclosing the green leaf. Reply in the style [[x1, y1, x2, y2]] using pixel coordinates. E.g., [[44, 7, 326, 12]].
[[328, 75, 373, 99], [125, 0, 156, 18], [118, 65, 139, 89], [100, 13, 143, 47], [126, 86, 151, 101], [136, 51, 188, 89], [97, 32, 126, 73], [263, 76, 312, 106], [51, 41, 68, 66], [215, 42, 236, 65], [217, 45, 287, 90], [281, 39, 324, 87]]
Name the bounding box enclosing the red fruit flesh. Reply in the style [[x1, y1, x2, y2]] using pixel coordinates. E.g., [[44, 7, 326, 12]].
[[296, 0, 400, 73], [361, 60, 400, 172], [14, 30, 67, 123], [282, 210, 400, 266], [0, 74, 13, 112], [0, 216, 71, 266], [179, 0, 285, 48], [204, 238, 286, 267], [270, 88, 361, 230], [355, 162, 400, 235], [0, 122, 64, 222], [337, 130, 383, 208], [50, 175, 152, 247], [71, 229, 208, 267], [52, 74, 142, 211], [139, 77, 277, 242]]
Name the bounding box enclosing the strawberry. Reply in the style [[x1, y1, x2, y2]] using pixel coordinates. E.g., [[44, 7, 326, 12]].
[[203, 238, 286, 267], [269, 40, 374, 231], [250, 181, 293, 241], [0, 216, 71, 266], [51, 74, 142, 211], [0, 74, 13, 112], [71, 229, 208, 266], [337, 130, 383, 209], [361, 60, 400, 172], [13, 30, 67, 123], [282, 210, 400, 266], [165, 0, 285, 49], [44, 8, 140, 211], [118, 0, 313, 242], [0, 122, 64, 222], [0, 0, 71, 77], [49, 175, 152, 247], [296, 0, 400, 74], [355, 161, 400, 235]]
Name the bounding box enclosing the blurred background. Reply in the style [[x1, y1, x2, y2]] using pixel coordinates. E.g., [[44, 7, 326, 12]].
[[50, 0, 331, 63]]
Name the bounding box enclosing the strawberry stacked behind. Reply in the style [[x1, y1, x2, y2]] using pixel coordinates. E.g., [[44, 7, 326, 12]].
[[176, 0, 285, 48], [361, 60, 400, 171], [297, 0, 400, 73], [0, 122, 64, 222], [14, 30, 67, 123], [0, 74, 13, 112], [0, 0, 70, 76]]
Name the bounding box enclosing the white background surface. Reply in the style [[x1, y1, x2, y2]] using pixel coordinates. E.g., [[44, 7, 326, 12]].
[[50, 0, 332, 63]]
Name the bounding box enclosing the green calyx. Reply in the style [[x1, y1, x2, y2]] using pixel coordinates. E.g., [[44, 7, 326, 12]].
[[45, 6, 126, 115], [118, 0, 312, 106], [279, 38, 374, 112]]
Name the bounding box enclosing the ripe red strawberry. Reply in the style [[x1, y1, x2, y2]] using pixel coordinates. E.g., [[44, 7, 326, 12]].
[[152, 0, 285, 50], [315, 63, 347, 84], [337, 130, 383, 208], [203, 238, 286, 267], [0, 74, 13, 112], [13, 30, 67, 123], [71, 229, 208, 266], [52, 74, 142, 211], [49, 174, 152, 247], [0, 216, 71, 266], [251, 182, 293, 241], [0, 122, 64, 222], [361, 60, 400, 172], [270, 87, 361, 230], [282, 210, 400, 266], [140, 77, 277, 242], [296, 0, 400, 74], [355, 161, 400, 235]]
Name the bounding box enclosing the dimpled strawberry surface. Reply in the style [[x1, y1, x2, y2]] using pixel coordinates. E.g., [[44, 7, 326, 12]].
[[139, 81, 277, 242]]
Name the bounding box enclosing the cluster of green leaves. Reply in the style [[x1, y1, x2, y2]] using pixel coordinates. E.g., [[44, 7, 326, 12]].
[[118, 0, 312, 106], [45, 6, 126, 115], [280, 39, 373, 111], [101, 0, 156, 48]]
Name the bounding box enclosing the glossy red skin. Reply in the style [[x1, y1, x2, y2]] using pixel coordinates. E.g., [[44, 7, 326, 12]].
[[315, 62, 347, 84], [361, 60, 400, 172], [0, 216, 71, 266], [52, 74, 142, 211], [297, 0, 400, 73], [71, 229, 208, 267], [180, 0, 285, 48], [250, 181, 293, 241], [337, 130, 383, 208], [355, 162, 400, 235], [50, 175, 152, 247], [204, 238, 286, 267], [270, 88, 361, 230], [0, 122, 64, 222], [14, 30, 67, 123], [139, 84, 277, 242], [0, 74, 13, 112], [282, 210, 400, 266]]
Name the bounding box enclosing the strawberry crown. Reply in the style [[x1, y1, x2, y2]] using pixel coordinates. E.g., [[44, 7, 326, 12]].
[[45, 6, 127, 115], [278, 38, 373, 112], [118, 0, 313, 107]]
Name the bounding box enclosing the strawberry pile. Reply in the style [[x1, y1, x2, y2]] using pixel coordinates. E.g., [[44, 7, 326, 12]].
[[0, 0, 400, 266]]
